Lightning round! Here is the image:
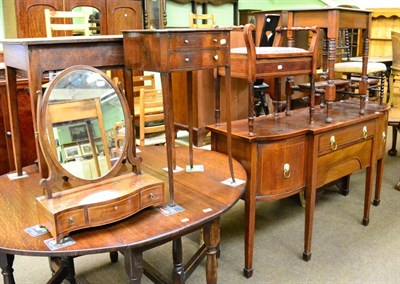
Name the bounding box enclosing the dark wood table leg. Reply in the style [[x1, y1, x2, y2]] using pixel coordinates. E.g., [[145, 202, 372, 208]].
[[124, 249, 143, 284], [203, 218, 220, 284], [5, 66, 20, 174], [0, 253, 15, 284], [363, 163, 375, 226], [373, 158, 384, 206], [172, 237, 184, 283], [244, 181, 256, 278]]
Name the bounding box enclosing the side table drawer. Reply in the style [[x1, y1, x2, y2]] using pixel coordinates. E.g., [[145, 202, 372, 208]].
[[169, 33, 229, 49], [88, 194, 140, 226], [57, 209, 86, 235], [319, 121, 375, 155], [257, 136, 306, 198], [169, 49, 229, 69], [141, 185, 164, 207]]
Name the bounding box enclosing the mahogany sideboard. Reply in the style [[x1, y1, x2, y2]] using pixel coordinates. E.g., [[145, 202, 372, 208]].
[[0, 147, 246, 283], [208, 100, 389, 278], [1, 35, 125, 178]]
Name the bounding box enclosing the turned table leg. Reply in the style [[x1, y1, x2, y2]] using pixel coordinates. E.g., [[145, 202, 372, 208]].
[[0, 253, 15, 284], [203, 218, 220, 284]]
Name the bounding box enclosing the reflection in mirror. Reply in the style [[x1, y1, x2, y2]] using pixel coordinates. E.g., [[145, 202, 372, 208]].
[[46, 69, 125, 180], [72, 6, 100, 35]]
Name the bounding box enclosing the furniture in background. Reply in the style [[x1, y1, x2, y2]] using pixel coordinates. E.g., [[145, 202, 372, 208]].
[[208, 101, 389, 278], [137, 88, 165, 147], [1, 36, 124, 178], [222, 24, 320, 135], [44, 9, 90, 37], [252, 7, 373, 119], [143, 0, 167, 29], [189, 12, 216, 28], [368, 8, 400, 57], [14, 0, 142, 37], [0, 56, 36, 175], [388, 31, 400, 157], [0, 146, 247, 283]]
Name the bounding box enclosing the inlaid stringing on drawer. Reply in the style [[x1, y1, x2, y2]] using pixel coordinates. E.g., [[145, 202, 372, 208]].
[[318, 121, 375, 155], [169, 33, 229, 49]]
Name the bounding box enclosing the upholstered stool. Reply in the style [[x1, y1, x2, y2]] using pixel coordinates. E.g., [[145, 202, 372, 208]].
[[334, 61, 387, 104]]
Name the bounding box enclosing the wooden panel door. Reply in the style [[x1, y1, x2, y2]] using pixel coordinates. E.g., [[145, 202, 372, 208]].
[[65, 0, 108, 35], [106, 0, 142, 35], [15, 0, 63, 38]]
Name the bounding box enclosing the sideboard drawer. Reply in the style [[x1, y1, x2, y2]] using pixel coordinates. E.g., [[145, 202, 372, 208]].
[[318, 121, 375, 155], [88, 194, 140, 226], [169, 49, 229, 70], [169, 33, 229, 50], [57, 209, 86, 235], [141, 185, 164, 207], [257, 136, 306, 198]]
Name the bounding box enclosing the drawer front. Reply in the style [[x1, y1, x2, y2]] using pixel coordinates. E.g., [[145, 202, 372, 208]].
[[319, 121, 375, 155], [256, 58, 312, 77], [140, 185, 164, 207], [169, 49, 229, 70], [57, 209, 86, 234], [169, 33, 229, 49], [88, 194, 140, 226], [257, 137, 306, 198], [317, 139, 372, 188]]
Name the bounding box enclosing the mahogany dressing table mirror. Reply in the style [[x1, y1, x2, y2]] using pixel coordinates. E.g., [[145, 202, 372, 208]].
[[35, 65, 165, 243]]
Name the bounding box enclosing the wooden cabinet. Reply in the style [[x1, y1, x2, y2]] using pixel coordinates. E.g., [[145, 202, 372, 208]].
[[15, 0, 142, 38], [369, 8, 400, 57]]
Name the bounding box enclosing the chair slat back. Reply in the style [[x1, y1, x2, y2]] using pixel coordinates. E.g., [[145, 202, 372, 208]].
[[45, 9, 90, 37]]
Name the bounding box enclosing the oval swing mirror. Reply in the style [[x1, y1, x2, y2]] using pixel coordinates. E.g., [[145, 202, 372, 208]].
[[38, 65, 129, 180]]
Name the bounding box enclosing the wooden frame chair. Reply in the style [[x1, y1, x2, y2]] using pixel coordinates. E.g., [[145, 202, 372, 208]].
[[223, 24, 320, 134], [44, 9, 90, 37], [189, 12, 216, 28], [136, 88, 165, 147], [388, 31, 400, 157]]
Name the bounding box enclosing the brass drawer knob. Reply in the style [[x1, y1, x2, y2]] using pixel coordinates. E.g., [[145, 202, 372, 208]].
[[6, 131, 11, 136], [213, 38, 218, 43], [184, 57, 190, 62], [362, 126, 368, 139], [184, 39, 189, 44], [114, 205, 119, 210], [283, 163, 291, 179], [220, 38, 227, 45], [68, 217, 75, 225], [382, 131, 386, 142], [213, 55, 219, 61], [330, 136, 337, 150], [149, 193, 155, 199]]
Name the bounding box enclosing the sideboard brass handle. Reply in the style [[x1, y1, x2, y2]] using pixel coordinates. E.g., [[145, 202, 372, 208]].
[[68, 217, 75, 225], [150, 193, 155, 200], [283, 163, 291, 179], [382, 131, 386, 142], [330, 136, 337, 150], [362, 126, 368, 140]]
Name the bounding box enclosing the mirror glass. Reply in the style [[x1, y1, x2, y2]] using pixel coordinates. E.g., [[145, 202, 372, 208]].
[[45, 69, 125, 180], [72, 6, 101, 35]]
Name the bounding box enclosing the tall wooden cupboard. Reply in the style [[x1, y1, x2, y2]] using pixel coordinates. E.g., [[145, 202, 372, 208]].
[[15, 0, 143, 37]]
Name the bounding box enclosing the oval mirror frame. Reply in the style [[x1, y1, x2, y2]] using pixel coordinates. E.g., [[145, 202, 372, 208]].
[[37, 65, 134, 191]]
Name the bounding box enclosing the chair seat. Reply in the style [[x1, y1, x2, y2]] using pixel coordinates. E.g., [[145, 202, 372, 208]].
[[231, 46, 309, 58], [334, 62, 387, 74]]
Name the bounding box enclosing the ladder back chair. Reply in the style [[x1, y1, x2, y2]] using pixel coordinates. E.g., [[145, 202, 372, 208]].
[[189, 12, 216, 28], [44, 9, 90, 37], [136, 88, 165, 147]]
